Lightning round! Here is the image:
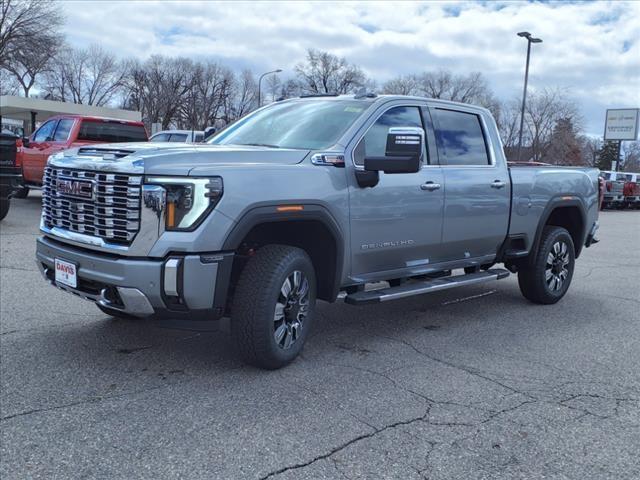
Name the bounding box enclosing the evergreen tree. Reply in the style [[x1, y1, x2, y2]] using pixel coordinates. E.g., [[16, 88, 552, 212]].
[[596, 141, 620, 171]]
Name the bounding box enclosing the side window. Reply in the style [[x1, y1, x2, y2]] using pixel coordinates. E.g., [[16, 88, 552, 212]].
[[195, 133, 204, 143], [169, 133, 188, 142], [433, 109, 490, 166], [53, 119, 74, 142], [354, 106, 425, 166], [33, 120, 58, 142]]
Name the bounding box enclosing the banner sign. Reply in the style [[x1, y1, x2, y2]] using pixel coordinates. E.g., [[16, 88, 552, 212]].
[[604, 108, 639, 141]]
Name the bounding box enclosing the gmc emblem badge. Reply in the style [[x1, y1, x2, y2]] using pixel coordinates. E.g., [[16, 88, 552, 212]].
[[56, 178, 94, 199]]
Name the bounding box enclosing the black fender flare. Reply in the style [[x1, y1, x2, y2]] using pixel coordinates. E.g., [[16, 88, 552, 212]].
[[529, 196, 588, 263], [222, 203, 345, 301]]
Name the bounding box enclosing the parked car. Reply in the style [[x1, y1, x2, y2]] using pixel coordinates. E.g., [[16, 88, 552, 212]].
[[36, 94, 600, 369], [150, 130, 204, 143], [16, 115, 148, 196], [0, 131, 24, 221]]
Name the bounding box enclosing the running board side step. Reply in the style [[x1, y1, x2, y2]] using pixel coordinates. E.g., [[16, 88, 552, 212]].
[[344, 268, 510, 305]]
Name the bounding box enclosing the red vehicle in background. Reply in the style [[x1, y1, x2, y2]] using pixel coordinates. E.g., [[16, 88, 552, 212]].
[[16, 115, 148, 197], [621, 173, 640, 209]]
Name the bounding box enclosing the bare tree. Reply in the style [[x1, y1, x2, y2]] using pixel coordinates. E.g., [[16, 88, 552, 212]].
[[381, 74, 419, 96], [4, 39, 57, 96], [44, 44, 127, 106], [0, 0, 63, 64], [295, 49, 367, 95], [180, 61, 234, 129], [221, 69, 257, 124], [1, 0, 63, 96], [523, 88, 581, 163], [621, 141, 640, 172], [123, 55, 195, 129]]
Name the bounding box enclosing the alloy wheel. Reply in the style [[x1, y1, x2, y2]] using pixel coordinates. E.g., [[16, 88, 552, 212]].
[[545, 241, 570, 292], [273, 270, 309, 349]]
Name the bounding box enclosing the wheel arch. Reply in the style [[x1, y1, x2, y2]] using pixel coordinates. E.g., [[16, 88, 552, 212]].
[[531, 198, 587, 262], [222, 204, 345, 302]]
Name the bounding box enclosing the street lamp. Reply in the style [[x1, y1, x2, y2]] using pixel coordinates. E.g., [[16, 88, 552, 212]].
[[516, 31, 542, 162], [257, 69, 283, 107]]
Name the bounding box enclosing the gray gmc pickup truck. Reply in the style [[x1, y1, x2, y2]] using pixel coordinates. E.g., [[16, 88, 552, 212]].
[[36, 94, 601, 369]]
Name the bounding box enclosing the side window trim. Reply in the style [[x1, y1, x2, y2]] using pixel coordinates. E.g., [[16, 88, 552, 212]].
[[429, 106, 496, 168], [350, 103, 430, 169]]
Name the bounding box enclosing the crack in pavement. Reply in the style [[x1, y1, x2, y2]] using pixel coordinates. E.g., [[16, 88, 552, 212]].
[[378, 334, 532, 398], [0, 384, 171, 422], [258, 406, 433, 480]]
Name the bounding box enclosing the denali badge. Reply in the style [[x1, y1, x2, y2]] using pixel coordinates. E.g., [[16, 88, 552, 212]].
[[56, 178, 93, 199]]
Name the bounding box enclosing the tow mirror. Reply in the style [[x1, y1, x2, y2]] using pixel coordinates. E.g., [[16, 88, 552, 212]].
[[364, 127, 424, 174]]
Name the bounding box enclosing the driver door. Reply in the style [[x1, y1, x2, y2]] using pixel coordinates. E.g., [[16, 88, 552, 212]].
[[21, 119, 58, 184], [347, 104, 445, 281]]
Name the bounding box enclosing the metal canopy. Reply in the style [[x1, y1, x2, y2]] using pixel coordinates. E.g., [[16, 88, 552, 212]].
[[0, 96, 141, 128]]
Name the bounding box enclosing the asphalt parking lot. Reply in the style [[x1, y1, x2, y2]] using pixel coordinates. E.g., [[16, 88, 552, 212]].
[[1, 194, 639, 480]]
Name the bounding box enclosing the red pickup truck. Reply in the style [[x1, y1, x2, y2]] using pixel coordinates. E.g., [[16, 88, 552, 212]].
[[17, 115, 147, 196]]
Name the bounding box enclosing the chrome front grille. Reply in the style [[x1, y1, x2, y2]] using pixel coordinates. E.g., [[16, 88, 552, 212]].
[[43, 167, 143, 245]]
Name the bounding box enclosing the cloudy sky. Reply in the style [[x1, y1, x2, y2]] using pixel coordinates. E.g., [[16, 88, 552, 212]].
[[60, 0, 639, 136]]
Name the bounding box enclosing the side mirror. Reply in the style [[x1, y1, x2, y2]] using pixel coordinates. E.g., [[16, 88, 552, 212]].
[[364, 127, 424, 174], [22, 137, 30, 147]]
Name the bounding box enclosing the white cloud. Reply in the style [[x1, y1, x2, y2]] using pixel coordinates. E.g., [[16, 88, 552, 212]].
[[59, 0, 640, 136]]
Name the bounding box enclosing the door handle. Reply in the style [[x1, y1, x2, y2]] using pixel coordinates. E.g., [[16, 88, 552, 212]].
[[420, 182, 441, 191], [491, 180, 506, 189]]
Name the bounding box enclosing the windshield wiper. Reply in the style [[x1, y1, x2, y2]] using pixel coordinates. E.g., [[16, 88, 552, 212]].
[[242, 142, 281, 149]]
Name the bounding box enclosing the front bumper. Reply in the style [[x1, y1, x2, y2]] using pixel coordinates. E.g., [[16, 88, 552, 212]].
[[36, 236, 233, 321]]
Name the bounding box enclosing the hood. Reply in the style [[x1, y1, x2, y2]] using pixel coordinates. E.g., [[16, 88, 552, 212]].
[[48, 142, 310, 175]]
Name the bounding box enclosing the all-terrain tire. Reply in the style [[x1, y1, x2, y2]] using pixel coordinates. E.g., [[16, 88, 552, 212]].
[[518, 226, 575, 305], [231, 245, 316, 369], [0, 197, 10, 221]]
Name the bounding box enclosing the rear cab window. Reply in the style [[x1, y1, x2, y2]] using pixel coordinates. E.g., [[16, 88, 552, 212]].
[[78, 120, 147, 143], [432, 108, 491, 166]]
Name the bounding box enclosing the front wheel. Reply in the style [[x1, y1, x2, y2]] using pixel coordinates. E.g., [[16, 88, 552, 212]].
[[518, 226, 575, 304], [231, 245, 316, 369], [0, 197, 10, 221]]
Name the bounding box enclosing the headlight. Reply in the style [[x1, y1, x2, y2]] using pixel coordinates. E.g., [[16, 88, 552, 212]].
[[145, 176, 223, 231]]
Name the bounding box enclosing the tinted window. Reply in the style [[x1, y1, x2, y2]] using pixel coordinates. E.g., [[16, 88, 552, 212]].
[[211, 100, 367, 150], [194, 133, 204, 143], [169, 133, 188, 142], [78, 121, 147, 143], [354, 106, 424, 166], [53, 119, 74, 141], [433, 109, 490, 166], [33, 120, 58, 142]]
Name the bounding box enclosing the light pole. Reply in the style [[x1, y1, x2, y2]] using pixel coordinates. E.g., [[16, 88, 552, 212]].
[[257, 69, 283, 107], [516, 31, 542, 162]]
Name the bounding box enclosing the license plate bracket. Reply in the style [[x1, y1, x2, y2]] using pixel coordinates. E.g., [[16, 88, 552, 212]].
[[54, 258, 78, 288]]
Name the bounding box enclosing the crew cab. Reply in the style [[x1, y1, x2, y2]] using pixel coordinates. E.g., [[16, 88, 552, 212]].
[[17, 115, 147, 196], [35, 95, 600, 369]]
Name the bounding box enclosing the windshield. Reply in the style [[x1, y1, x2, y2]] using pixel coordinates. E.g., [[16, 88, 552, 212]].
[[209, 100, 369, 150]]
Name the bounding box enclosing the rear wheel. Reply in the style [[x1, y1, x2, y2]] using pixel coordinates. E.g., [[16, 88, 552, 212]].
[[518, 226, 575, 304], [231, 245, 316, 369]]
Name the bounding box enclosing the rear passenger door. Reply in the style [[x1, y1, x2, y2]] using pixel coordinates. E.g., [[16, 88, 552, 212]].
[[431, 106, 510, 261]]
